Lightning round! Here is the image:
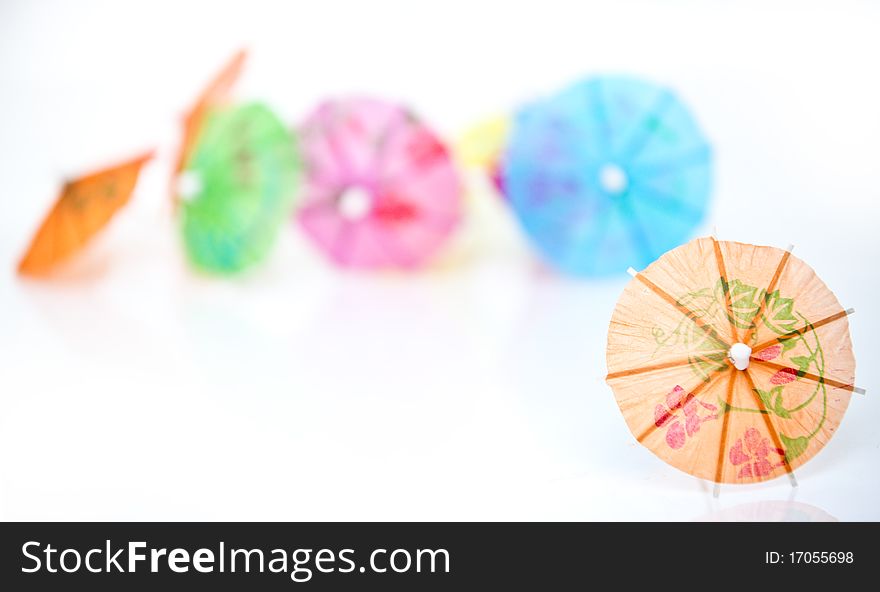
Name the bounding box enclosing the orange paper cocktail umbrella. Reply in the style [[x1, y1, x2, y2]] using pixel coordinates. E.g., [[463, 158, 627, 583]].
[[606, 237, 862, 485], [17, 151, 153, 276]]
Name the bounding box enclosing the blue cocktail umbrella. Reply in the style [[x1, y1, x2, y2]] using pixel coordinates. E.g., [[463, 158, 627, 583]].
[[501, 76, 712, 276]]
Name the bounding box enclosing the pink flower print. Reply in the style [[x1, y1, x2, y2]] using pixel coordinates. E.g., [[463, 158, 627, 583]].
[[753, 344, 782, 361], [729, 428, 786, 478], [654, 385, 718, 449], [372, 191, 418, 223], [770, 367, 798, 385], [407, 131, 447, 169]]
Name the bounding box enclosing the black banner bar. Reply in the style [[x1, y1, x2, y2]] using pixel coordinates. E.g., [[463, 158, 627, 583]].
[[1, 523, 874, 589]]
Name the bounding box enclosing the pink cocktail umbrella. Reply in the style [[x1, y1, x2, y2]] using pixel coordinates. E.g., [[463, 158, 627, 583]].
[[297, 97, 462, 268]]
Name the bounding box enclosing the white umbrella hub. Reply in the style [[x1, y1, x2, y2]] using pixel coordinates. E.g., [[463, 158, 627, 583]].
[[728, 342, 752, 371], [599, 163, 628, 195], [337, 186, 373, 220]]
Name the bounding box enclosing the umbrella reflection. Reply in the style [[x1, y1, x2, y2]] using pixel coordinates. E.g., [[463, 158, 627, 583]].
[[695, 500, 837, 522]]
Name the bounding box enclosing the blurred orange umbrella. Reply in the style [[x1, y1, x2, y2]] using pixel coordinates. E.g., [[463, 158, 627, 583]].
[[171, 49, 247, 206], [606, 237, 862, 487], [17, 151, 154, 276]]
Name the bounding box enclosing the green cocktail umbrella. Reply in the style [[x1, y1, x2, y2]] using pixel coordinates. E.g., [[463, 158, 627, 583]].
[[177, 102, 300, 273]]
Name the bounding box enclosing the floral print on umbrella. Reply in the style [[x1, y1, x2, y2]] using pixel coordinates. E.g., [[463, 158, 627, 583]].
[[654, 385, 718, 449], [729, 428, 786, 478]]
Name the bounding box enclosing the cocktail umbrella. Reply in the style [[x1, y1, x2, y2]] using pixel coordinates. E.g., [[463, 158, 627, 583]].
[[456, 115, 510, 194], [171, 49, 247, 207], [502, 76, 712, 276], [296, 97, 462, 268], [606, 237, 862, 485], [18, 152, 153, 276], [177, 102, 299, 273]]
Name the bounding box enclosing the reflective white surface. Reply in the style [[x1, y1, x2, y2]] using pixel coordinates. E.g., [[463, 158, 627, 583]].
[[0, 0, 877, 520]]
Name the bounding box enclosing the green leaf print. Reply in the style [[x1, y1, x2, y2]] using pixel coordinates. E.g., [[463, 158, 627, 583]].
[[789, 355, 812, 374], [761, 289, 799, 334], [780, 433, 809, 462], [753, 386, 791, 418], [754, 387, 774, 410], [689, 350, 729, 382], [779, 335, 799, 353], [772, 392, 791, 419], [715, 279, 760, 329]]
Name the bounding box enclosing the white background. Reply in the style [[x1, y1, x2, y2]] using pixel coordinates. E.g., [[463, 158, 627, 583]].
[[0, 0, 878, 520]]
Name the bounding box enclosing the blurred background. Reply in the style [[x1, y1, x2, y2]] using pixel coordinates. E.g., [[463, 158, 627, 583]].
[[0, 0, 878, 520]]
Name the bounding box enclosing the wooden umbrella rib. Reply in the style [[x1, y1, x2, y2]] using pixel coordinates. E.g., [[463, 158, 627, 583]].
[[635, 364, 731, 443], [749, 358, 865, 394], [632, 272, 730, 348], [710, 237, 738, 343], [742, 247, 792, 345], [606, 357, 698, 381], [713, 371, 738, 484], [751, 308, 854, 354], [741, 369, 796, 478]]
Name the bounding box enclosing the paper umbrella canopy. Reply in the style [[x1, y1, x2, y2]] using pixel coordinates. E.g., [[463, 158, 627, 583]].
[[296, 97, 462, 268], [18, 152, 153, 276], [606, 237, 861, 484], [502, 76, 712, 276]]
